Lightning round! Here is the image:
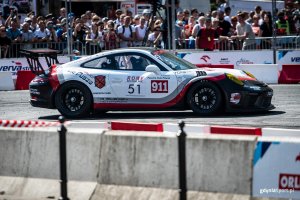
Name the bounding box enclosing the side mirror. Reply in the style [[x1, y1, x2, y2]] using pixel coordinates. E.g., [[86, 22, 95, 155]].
[[145, 65, 161, 75]]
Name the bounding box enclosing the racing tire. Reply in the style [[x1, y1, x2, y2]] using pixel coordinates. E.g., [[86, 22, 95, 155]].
[[187, 81, 222, 115], [55, 82, 92, 118]]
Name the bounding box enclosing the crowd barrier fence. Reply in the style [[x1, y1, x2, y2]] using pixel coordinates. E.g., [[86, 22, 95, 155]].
[[0, 36, 299, 58]]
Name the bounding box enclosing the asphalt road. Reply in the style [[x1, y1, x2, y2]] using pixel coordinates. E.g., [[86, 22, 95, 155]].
[[0, 84, 300, 129]]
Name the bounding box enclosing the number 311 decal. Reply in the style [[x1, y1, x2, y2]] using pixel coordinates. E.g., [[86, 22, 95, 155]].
[[151, 80, 168, 93]]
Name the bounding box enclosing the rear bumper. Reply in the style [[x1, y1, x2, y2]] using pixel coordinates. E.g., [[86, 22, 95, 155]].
[[29, 81, 55, 109]]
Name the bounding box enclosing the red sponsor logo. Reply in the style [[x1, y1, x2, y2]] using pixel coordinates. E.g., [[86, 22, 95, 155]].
[[95, 75, 106, 89], [200, 55, 210, 62], [296, 153, 300, 162], [279, 174, 300, 190], [151, 80, 168, 93]]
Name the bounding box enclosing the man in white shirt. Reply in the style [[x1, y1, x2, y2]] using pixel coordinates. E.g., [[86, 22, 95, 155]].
[[117, 16, 135, 48], [231, 12, 256, 50], [135, 17, 147, 46]]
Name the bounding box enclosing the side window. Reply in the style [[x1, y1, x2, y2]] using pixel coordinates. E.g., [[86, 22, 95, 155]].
[[82, 56, 119, 70], [126, 55, 155, 71]]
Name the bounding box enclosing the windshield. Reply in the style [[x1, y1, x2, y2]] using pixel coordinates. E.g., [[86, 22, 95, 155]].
[[151, 50, 197, 71]]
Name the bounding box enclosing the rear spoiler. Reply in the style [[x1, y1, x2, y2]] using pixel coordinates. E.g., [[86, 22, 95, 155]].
[[20, 49, 61, 76]]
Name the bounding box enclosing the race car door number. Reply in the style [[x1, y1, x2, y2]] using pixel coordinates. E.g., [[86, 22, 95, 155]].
[[151, 80, 168, 93]]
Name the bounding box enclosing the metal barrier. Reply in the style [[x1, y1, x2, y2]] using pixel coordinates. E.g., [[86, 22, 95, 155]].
[[0, 36, 299, 58]]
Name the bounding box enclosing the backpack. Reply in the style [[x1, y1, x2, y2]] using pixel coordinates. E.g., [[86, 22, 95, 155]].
[[122, 25, 133, 36]]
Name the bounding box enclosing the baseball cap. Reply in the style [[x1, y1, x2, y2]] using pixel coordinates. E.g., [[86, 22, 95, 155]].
[[24, 17, 32, 22], [142, 9, 151, 15]]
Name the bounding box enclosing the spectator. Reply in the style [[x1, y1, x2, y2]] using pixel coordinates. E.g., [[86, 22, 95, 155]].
[[196, 17, 219, 50], [192, 16, 205, 37], [251, 15, 260, 36], [114, 9, 123, 26], [259, 13, 273, 49], [104, 20, 118, 49], [20, 22, 34, 49], [135, 17, 147, 46], [183, 9, 190, 24], [246, 11, 255, 24], [0, 26, 11, 58], [117, 16, 135, 48], [72, 21, 86, 43], [175, 20, 184, 48], [132, 15, 141, 27], [218, 0, 230, 12], [58, 7, 66, 23], [224, 6, 232, 23], [190, 8, 199, 19], [6, 20, 21, 43], [182, 15, 196, 48], [56, 21, 67, 42], [231, 12, 256, 50], [276, 11, 290, 35], [46, 21, 57, 43], [33, 20, 50, 43], [211, 10, 218, 21], [254, 5, 262, 18], [85, 23, 101, 54], [147, 25, 162, 48], [218, 11, 232, 36], [29, 15, 38, 32], [176, 11, 186, 26]]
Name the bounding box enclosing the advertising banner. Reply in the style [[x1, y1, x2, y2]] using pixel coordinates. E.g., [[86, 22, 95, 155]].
[[178, 51, 274, 67], [253, 140, 300, 199], [278, 50, 300, 67], [0, 56, 70, 80]]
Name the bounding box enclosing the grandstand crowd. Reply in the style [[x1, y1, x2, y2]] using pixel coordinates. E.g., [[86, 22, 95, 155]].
[[0, 0, 299, 57]]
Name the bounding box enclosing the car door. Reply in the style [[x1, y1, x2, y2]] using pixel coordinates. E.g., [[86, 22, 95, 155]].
[[108, 52, 179, 106]]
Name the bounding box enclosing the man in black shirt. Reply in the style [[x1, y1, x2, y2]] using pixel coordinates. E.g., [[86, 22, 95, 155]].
[[0, 26, 12, 58]]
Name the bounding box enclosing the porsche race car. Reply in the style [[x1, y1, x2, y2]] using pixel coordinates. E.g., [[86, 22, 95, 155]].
[[26, 48, 274, 118]]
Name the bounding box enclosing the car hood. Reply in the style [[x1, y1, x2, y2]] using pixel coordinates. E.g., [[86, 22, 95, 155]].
[[183, 67, 256, 81]]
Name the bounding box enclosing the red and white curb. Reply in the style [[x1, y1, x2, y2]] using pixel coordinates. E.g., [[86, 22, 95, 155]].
[[0, 120, 59, 128], [1, 120, 300, 137]]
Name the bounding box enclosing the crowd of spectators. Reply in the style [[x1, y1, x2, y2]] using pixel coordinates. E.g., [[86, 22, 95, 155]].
[[0, 0, 300, 57]]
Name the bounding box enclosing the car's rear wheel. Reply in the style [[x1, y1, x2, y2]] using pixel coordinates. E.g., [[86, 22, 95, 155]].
[[187, 81, 222, 115], [55, 82, 92, 118]]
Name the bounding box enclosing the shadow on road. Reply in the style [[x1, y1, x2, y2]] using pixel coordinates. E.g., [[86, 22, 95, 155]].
[[38, 110, 285, 121]]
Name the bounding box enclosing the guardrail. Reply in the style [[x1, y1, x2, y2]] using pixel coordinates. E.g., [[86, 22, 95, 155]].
[[0, 36, 299, 58]]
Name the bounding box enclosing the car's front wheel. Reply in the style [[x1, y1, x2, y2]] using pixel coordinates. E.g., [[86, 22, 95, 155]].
[[187, 81, 222, 115], [55, 82, 92, 118]]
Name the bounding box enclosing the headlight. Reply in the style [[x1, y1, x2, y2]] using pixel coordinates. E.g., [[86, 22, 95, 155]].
[[243, 70, 256, 79], [226, 73, 244, 86]]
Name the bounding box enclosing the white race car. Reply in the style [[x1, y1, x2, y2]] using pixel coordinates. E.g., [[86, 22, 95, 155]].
[[27, 48, 274, 118]]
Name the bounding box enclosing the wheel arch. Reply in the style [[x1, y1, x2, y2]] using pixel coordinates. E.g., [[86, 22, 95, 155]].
[[51, 80, 94, 111], [184, 79, 227, 111]]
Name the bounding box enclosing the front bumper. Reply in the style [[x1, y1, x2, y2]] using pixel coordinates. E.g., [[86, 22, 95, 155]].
[[221, 80, 275, 112]]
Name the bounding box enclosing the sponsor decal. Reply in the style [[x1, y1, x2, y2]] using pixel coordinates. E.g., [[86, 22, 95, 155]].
[[0, 61, 30, 77], [93, 92, 112, 95], [147, 76, 171, 80], [236, 58, 254, 66], [98, 98, 128, 103], [279, 174, 300, 190], [95, 75, 106, 89], [127, 76, 144, 82], [151, 80, 168, 93], [196, 71, 207, 76], [219, 58, 230, 64], [200, 55, 210, 62], [291, 57, 300, 62], [296, 153, 300, 162], [69, 71, 93, 85]]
